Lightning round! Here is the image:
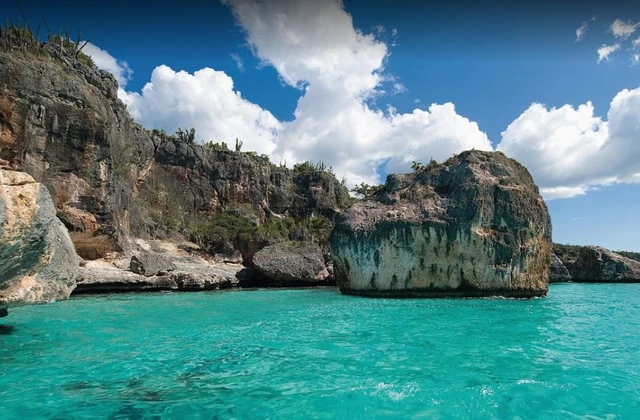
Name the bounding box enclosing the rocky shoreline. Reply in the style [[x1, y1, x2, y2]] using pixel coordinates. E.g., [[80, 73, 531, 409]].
[[73, 238, 337, 295], [550, 246, 640, 284], [2, 31, 640, 315]]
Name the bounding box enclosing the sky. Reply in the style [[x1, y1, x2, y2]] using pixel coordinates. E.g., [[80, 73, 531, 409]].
[[5, 0, 640, 251]]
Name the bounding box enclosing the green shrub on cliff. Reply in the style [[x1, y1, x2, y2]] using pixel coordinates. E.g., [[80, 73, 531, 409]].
[[553, 243, 582, 262], [351, 182, 384, 197], [306, 216, 334, 247], [293, 160, 333, 176], [188, 213, 259, 252], [1, 18, 95, 69], [187, 212, 335, 258], [616, 251, 640, 262]]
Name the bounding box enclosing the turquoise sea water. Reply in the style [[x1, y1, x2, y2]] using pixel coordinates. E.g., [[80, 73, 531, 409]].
[[1, 284, 639, 419]]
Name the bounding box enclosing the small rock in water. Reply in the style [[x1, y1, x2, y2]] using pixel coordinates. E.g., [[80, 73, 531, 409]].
[[0, 324, 15, 335], [0, 307, 7, 318]]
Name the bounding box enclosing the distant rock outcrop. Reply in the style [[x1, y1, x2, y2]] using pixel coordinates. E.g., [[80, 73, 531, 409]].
[[570, 246, 640, 282], [0, 170, 78, 305], [331, 150, 552, 298], [549, 252, 572, 283]]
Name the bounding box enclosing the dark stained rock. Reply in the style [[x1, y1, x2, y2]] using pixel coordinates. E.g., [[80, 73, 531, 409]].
[[549, 252, 572, 283], [331, 150, 552, 298], [570, 246, 640, 282], [0, 324, 14, 334], [250, 241, 332, 286], [0, 170, 78, 305], [130, 251, 177, 277]]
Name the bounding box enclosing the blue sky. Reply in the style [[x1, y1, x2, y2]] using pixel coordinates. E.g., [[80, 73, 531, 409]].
[[7, 0, 640, 251]]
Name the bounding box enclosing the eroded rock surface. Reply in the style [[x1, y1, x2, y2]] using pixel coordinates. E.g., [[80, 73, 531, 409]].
[[571, 246, 640, 282], [331, 150, 552, 298], [0, 170, 78, 305], [75, 254, 241, 294], [250, 241, 332, 286], [130, 251, 176, 277], [549, 252, 572, 283]]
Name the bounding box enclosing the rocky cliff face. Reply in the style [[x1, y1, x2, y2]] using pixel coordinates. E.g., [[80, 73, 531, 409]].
[[549, 252, 572, 283], [570, 246, 640, 282], [331, 151, 552, 298], [0, 38, 349, 263], [0, 170, 78, 305]]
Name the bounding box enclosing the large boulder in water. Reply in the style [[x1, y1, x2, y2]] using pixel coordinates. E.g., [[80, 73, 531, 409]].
[[250, 241, 331, 286], [0, 170, 78, 305], [331, 150, 552, 298], [570, 246, 640, 282]]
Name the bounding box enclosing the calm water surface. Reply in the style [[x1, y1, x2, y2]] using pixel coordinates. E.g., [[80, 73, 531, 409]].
[[1, 284, 639, 419]]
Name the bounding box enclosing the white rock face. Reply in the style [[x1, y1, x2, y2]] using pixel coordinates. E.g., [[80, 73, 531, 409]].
[[0, 170, 79, 305]]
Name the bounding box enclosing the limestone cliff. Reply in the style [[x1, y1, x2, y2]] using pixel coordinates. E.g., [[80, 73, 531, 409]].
[[0, 170, 78, 305], [331, 151, 552, 298], [0, 33, 350, 264], [549, 252, 572, 283]]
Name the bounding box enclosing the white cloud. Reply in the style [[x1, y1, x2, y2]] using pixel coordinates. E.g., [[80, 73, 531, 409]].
[[119, 65, 280, 155], [576, 21, 589, 42], [82, 42, 132, 88], [632, 37, 640, 49], [610, 19, 640, 39], [597, 43, 621, 63], [392, 83, 407, 95], [498, 88, 640, 199], [230, 53, 245, 71], [86, 1, 640, 202], [222, 0, 492, 185]]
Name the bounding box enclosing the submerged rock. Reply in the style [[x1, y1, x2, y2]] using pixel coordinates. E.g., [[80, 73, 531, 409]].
[[549, 252, 572, 283], [0, 307, 7, 318], [250, 241, 332, 286], [0, 170, 78, 305], [570, 246, 640, 282], [331, 150, 552, 298]]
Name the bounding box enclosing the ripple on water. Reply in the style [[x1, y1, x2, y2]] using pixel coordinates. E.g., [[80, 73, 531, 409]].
[[1, 285, 640, 418]]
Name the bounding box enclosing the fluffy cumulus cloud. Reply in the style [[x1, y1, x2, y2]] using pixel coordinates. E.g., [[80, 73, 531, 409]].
[[82, 42, 133, 88], [119, 66, 280, 155], [222, 0, 492, 185], [497, 89, 640, 199], [597, 43, 621, 63], [610, 19, 640, 39], [89, 1, 640, 201], [585, 18, 640, 63]]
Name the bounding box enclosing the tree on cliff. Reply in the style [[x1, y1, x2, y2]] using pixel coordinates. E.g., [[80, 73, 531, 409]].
[[350, 182, 384, 197]]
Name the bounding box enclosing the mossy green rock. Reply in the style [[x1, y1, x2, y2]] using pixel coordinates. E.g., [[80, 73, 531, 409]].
[[331, 150, 552, 298]]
